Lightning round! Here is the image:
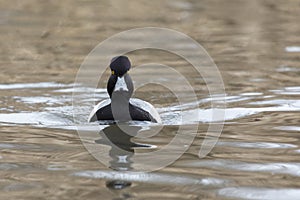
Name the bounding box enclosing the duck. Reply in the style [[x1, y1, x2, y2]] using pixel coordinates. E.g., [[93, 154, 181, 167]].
[[88, 56, 161, 123]]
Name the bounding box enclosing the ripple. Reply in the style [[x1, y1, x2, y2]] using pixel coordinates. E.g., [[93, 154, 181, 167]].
[[73, 170, 227, 187], [218, 187, 300, 200], [203, 95, 252, 103], [55, 87, 106, 93], [276, 65, 300, 72], [248, 99, 298, 105], [47, 164, 73, 171], [2, 183, 42, 192], [170, 1, 193, 10], [249, 78, 267, 82], [0, 143, 59, 152], [1, 104, 299, 128], [240, 92, 263, 96], [14, 96, 67, 104], [0, 143, 15, 149], [0, 112, 73, 126], [274, 126, 300, 132], [285, 46, 300, 53], [0, 82, 75, 90], [0, 163, 20, 170], [295, 149, 300, 154], [1, 82, 300, 130], [160, 107, 254, 124], [217, 141, 297, 149], [178, 159, 300, 177], [270, 86, 300, 95], [161, 105, 300, 125]]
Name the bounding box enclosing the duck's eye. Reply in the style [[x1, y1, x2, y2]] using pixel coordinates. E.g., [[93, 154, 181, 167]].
[[111, 70, 115, 75]]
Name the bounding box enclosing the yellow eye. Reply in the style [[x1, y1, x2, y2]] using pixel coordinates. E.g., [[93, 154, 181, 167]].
[[111, 70, 115, 75]]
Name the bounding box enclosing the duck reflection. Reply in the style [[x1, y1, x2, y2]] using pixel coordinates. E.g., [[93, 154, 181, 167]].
[[95, 124, 150, 190]]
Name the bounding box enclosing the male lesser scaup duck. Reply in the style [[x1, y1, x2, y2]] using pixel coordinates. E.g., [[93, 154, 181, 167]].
[[88, 56, 161, 123]]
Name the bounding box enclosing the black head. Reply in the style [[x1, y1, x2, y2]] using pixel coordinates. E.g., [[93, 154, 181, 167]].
[[109, 56, 131, 77], [107, 56, 133, 99]]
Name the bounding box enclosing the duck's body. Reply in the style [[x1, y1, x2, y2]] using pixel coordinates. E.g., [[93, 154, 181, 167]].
[[88, 98, 161, 123], [88, 56, 161, 123]]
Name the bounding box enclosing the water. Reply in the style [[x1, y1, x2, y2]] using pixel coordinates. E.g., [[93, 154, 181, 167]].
[[1, 0, 300, 199]]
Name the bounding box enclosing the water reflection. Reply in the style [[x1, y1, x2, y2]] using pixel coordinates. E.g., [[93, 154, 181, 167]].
[[96, 124, 151, 190], [96, 124, 149, 171]]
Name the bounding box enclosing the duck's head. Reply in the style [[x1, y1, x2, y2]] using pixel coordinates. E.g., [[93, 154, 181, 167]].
[[107, 56, 134, 99]]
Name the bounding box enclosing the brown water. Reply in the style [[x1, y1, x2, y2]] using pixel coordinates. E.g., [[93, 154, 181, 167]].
[[1, 0, 300, 199]]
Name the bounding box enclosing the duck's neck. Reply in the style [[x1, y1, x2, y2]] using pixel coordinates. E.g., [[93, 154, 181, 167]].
[[111, 92, 131, 121]]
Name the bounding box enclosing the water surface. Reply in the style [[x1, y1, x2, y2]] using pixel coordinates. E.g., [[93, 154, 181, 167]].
[[1, 0, 300, 199]]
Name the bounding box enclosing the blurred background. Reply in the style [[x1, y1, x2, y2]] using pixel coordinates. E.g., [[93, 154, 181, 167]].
[[1, 0, 299, 85]]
